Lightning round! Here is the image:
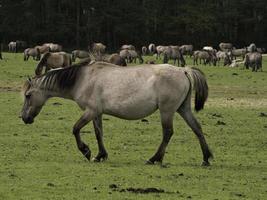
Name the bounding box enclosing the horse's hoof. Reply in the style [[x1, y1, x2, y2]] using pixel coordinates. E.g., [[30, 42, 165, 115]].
[[83, 150, 91, 161], [201, 161, 210, 167], [92, 157, 100, 162], [145, 160, 154, 165], [92, 154, 108, 162]]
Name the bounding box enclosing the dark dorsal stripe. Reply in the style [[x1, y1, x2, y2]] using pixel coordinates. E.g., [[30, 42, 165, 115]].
[[40, 62, 88, 91]]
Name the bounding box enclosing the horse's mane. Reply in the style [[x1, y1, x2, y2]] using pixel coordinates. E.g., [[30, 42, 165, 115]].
[[40, 61, 91, 91]]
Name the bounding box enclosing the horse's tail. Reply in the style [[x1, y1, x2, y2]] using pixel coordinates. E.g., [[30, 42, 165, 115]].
[[185, 67, 208, 112]]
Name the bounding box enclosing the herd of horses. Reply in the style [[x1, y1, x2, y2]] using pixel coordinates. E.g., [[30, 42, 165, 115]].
[[3, 41, 264, 74], [1, 40, 264, 165]]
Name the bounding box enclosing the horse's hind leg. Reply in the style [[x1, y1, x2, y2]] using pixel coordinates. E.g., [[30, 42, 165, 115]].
[[178, 104, 213, 166], [147, 112, 174, 164], [73, 111, 96, 161], [92, 115, 108, 162]]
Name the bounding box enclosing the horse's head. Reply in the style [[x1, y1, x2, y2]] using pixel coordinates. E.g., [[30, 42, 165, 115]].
[[21, 78, 47, 124]]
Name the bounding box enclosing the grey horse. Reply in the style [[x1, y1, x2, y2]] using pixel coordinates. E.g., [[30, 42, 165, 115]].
[[142, 46, 148, 55], [244, 52, 262, 72], [8, 41, 17, 52], [247, 43, 257, 53], [148, 43, 156, 54], [180, 45, 194, 57], [156, 45, 169, 59], [193, 51, 217, 66], [21, 61, 213, 166], [119, 49, 131, 63], [219, 43, 233, 52], [230, 48, 247, 60], [91, 43, 106, 57], [121, 44, 135, 50], [163, 46, 185, 67], [128, 50, 143, 64]]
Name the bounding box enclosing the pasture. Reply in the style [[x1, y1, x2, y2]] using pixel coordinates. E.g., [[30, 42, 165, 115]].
[[0, 53, 266, 199]]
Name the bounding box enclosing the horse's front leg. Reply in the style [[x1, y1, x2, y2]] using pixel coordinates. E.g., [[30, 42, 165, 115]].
[[73, 111, 95, 161], [92, 115, 108, 162]]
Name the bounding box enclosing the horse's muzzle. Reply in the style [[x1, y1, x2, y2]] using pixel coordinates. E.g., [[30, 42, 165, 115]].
[[22, 116, 34, 124]]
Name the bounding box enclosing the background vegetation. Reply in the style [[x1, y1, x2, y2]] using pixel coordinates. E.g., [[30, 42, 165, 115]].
[[1, 0, 267, 50]]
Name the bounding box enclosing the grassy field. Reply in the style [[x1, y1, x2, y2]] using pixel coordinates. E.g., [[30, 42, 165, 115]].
[[0, 53, 266, 200]]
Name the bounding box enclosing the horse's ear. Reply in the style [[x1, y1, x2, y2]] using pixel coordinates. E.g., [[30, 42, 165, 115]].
[[27, 76, 32, 85]]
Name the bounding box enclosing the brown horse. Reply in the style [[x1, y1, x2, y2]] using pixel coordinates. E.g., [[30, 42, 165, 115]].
[[43, 43, 63, 52], [108, 53, 127, 66], [24, 48, 41, 61], [35, 52, 72, 75], [35, 45, 50, 54], [21, 62, 213, 166], [71, 50, 90, 62]]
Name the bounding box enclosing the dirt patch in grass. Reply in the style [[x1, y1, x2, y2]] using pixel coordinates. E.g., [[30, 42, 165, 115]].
[[206, 97, 267, 108]]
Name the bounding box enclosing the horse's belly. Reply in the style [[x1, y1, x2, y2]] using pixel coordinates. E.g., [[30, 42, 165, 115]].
[[104, 103, 157, 120], [102, 90, 158, 120]]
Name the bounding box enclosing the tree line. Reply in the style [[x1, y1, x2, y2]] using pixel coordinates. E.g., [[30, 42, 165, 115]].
[[1, 0, 267, 51]]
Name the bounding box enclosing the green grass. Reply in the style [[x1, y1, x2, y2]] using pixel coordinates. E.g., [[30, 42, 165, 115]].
[[0, 53, 267, 199]]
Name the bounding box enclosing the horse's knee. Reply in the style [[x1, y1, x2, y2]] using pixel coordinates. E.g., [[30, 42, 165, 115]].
[[72, 126, 80, 136]]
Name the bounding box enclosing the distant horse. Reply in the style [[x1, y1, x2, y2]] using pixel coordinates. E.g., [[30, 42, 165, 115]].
[[230, 48, 247, 60], [180, 45, 194, 57], [35, 45, 50, 54], [128, 50, 143, 64], [256, 48, 265, 54], [244, 52, 262, 72], [24, 48, 41, 61], [203, 46, 214, 52], [247, 43, 257, 53], [8, 42, 16, 52], [119, 49, 131, 63], [163, 46, 185, 67], [216, 51, 232, 66], [16, 40, 27, 52], [121, 44, 135, 50], [72, 50, 90, 62], [21, 62, 213, 166], [193, 51, 217, 66], [142, 46, 148, 55], [148, 43, 156, 54], [156, 45, 169, 59], [35, 52, 72, 76], [108, 53, 127, 66], [43, 43, 62, 52], [219, 43, 233, 52], [91, 43, 106, 57]]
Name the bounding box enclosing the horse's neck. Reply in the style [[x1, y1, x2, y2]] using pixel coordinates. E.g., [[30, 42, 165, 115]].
[[34, 78, 74, 100]]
